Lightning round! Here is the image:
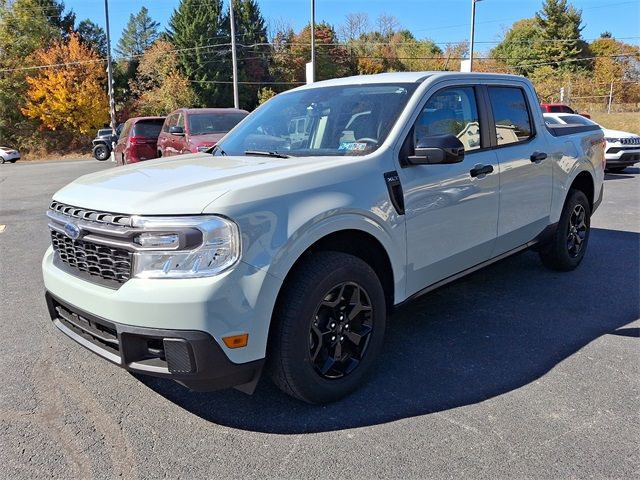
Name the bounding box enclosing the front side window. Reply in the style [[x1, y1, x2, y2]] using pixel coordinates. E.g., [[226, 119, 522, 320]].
[[488, 87, 533, 145], [217, 83, 418, 157], [415, 86, 481, 151], [163, 114, 179, 132]]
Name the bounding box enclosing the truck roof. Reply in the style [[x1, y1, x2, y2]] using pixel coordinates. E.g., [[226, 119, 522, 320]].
[[295, 71, 527, 90]]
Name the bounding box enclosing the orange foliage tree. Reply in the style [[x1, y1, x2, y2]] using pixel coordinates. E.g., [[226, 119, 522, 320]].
[[22, 33, 109, 135]]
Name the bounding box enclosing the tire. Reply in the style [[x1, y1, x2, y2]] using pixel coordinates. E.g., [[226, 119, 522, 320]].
[[0, 156, 5, 164], [606, 167, 626, 173], [539, 189, 591, 271], [268, 251, 387, 404], [93, 144, 110, 161]]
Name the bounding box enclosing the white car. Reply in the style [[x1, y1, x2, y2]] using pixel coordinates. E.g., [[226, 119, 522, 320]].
[[0, 146, 20, 164], [544, 113, 640, 173]]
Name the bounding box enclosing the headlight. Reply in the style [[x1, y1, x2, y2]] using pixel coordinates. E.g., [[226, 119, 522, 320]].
[[130, 215, 240, 279], [604, 137, 619, 143]]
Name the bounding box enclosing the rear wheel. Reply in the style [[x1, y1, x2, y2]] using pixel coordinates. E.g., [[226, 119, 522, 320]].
[[0, 156, 5, 164], [93, 144, 110, 161], [268, 252, 386, 404], [539, 189, 591, 271]]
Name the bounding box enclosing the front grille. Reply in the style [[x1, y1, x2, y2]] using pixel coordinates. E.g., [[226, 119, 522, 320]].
[[51, 230, 132, 284], [52, 299, 120, 357], [50, 201, 132, 227], [620, 137, 640, 146]]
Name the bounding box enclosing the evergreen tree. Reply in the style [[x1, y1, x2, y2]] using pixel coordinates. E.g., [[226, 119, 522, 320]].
[[491, 19, 543, 76], [226, 0, 270, 109], [34, 0, 75, 38], [168, 0, 229, 107], [535, 0, 587, 71], [115, 6, 160, 58], [76, 19, 107, 57]]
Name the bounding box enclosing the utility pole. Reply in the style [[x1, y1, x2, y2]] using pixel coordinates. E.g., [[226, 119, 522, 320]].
[[468, 0, 482, 72], [103, 0, 116, 134], [310, 0, 315, 83], [229, 0, 239, 109], [607, 81, 613, 114]]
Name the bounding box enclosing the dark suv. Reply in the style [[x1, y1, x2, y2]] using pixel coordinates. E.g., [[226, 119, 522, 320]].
[[157, 108, 248, 157]]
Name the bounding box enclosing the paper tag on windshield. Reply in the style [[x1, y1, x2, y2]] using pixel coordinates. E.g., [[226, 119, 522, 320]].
[[338, 142, 368, 151]]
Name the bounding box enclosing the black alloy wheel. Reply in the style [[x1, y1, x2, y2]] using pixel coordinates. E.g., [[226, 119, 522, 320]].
[[309, 281, 373, 380], [567, 204, 587, 258], [268, 251, 386, 404]]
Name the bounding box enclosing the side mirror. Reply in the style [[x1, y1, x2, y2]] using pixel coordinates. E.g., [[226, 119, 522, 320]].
[[407, 134, 465, 165], [169, 126, 185, 136]]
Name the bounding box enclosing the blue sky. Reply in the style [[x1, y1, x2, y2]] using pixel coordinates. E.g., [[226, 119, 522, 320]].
[[67, 0, 639, 52]]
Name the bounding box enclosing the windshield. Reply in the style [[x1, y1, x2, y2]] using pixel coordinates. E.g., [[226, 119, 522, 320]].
[[216, 83, 418, 157], [557, 114, 596, 126], [188, 113, 248, 136]]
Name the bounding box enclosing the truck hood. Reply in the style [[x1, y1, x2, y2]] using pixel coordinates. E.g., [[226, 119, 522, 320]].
[[52, 153, 336, 215], [601, 128, 639, 139]]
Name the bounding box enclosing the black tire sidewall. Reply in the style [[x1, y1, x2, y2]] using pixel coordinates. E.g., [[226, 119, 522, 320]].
[[93, 145, 109, 161], [550, 189, 591, 270], [273, 253, 386, 404]]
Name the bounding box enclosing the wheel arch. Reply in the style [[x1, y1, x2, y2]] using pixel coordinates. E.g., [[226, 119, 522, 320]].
[[569, 170, 595, 210]]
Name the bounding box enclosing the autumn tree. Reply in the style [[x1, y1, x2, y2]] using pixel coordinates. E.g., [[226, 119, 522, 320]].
[[129, 40, 197, 115], [22, 33, 108, 140]]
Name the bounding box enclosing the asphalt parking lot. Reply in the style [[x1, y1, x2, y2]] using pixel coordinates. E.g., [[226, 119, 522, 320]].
[[0, 159, 638, 479]]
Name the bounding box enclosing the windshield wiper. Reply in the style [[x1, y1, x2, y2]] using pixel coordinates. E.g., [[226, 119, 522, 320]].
[[244, 150, 290, 158]]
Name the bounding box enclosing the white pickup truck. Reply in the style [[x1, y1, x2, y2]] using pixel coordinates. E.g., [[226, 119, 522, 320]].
[[43, 72, 605, 404]]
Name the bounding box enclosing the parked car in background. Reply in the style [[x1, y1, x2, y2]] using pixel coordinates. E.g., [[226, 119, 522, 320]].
[[114, 117, 165, 166], [544, 113, 640, 172], [0, 146, 20, 163], [92, 124, 122, 161], [157, 108, 248, 157], [540, 103, 590, 119]]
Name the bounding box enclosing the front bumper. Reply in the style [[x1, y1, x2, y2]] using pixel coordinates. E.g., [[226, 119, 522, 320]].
[[605, 147, 640, 167], [42, 246, 282, 366], [46, 292, 263, 391]]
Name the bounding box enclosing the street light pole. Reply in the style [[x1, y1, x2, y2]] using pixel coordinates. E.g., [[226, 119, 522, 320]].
[[468, 0, 482, 72], [103, 0, 116, 133], [229, 0, 239, 109], [310, 0, 315, 83]]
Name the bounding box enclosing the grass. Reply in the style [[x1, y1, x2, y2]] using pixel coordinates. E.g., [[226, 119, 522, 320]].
[[590, 112, 640, 135]]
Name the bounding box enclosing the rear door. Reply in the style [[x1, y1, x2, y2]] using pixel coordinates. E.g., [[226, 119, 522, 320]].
[[397, 84, 500, 295], [485, 83, 552, 254]]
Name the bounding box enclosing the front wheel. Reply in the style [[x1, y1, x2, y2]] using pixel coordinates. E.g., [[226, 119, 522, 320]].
[[539, 189, 591, 271], [93, 144, 110, 161], [268, 252, 386, 404]]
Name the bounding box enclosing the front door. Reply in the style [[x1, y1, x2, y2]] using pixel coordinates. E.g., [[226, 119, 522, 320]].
[[397, 85, 500, 296]]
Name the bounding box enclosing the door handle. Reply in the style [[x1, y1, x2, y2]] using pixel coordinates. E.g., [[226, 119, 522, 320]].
[[530, 151, 547, 163], [470, 164, 494, 178]]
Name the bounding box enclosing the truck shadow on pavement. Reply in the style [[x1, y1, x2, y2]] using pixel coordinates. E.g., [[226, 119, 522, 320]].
[[138, 227, 639, 434], [605, 166, 639, 180]]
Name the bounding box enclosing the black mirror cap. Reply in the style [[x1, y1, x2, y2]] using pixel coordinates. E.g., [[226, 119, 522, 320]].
[[407, 134, 465, 165], [169, 126, 185, 135]]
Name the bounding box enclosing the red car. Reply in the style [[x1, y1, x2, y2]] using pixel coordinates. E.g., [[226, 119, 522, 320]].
[[157, 108, 248, 157], [114, 117, 165, 165], [540, 103, 590, 119]]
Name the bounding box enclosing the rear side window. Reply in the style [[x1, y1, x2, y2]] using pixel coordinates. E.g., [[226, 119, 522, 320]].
[[132, 120, 164, 138], [415, 86, 481, 151], [119, 120, 132, 140], [488, 87, 533, 145]]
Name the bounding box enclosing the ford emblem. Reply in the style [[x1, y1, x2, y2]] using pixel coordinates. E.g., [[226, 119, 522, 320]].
[[64, 222, 81, 240]]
